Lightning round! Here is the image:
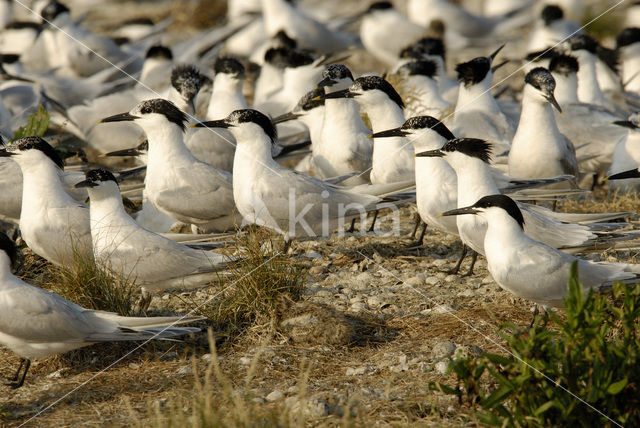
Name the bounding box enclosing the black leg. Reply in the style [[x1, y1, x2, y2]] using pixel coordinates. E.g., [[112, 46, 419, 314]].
[[347, 218, 356, 233], [6, 359, 30, 389], [447, 244, 468, 274], [590, 173, 598, 191], [407, 223, 427, 248], [528, 305, 540, 329], [282, 238, 291, 254], [552, 200, 557, 211], [462, 251, 478, 277], [7, 358, 25, 382], [411, 215, 421, 239], [368, 210, 379, 232]]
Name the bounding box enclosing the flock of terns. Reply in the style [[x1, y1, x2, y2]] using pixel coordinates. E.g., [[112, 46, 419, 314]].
[[0, 0, 639, 389]]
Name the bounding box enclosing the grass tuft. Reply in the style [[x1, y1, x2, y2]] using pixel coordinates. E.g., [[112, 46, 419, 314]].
[[46, 247, 140, 317], [193, 228, 306, 338]]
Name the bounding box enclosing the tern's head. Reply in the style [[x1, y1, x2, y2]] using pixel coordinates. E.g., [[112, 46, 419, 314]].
[[272, 30, 297, 49], [400, 37, 445, 62], [194, 109, 277, 145], [367, 1, 394, 14], [548, 54, 579, 76], [455, 45, 505, 88], [617, 27, 640, 50], [332, 76, 404, 110], [567, 34, 598, 54], [612, 112, 640, 131], [371, 115, 454, 144], [317, 64, 354, 92], [41, 0, 69, 23], [272, 88, 325, 125], [0, 232, 17, 272], [73, 168, 119, 196], [397, 59, 438, 80], [264, 47, 291, 69], [541, 4, 564, 26], [442, 194, 525, 230], [214, 56, 245, 81], [0, 136, 64, 170], [415, 137, 491, 167], [171, 64, 203, 111], [524, 67, 562, 112], [99, 99, 188, 132], [145, 44, 173, 61]]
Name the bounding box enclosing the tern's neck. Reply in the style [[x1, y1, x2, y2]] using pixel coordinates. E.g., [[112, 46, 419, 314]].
[[145, 123, 196, 169], [20, 161, 73, 208], [575, 51, 607, 105], [485, 211, 528, 249], [365, 99, 406, 132], [301, 109, 325, 144], [553, 73, 579, 104], [450, 157, 499, 205], [207, 74, 247, 119], [408, 75, 450, 110], [621, 45, 640, 92], [516, 89, 562, 143], [455, 74, 501, 115], [233, 130, 278, 175], [88, 188, 131, 226]]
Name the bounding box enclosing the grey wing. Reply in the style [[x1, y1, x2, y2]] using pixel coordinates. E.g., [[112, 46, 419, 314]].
[[155, 163, 235, 221], [520, 203, 596, 248], [560, 134, 579, 177], [0, 283, 110, 343]]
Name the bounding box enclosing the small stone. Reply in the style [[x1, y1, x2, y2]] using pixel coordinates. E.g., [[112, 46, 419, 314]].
[[349, 302, 366, 312], [457, 289, 475, 297], [425, 276, 440, 285], [367, 295, 383, 307], [346, 366, 367, 376], [239, 356, 252, 365], [304, 251, 322, 259], [446, 405, 457, 414], [432, 259, 448, 267], [201, 353, 213, 362], [128, 363, 140, 370], [47, 368, 68, 379], [177, 366, 193, 375], [435, 360, 449, 374], [444, 274, 457, 283], [266, 389, 284, 402], [287, 385, 299, 394], [431, 341, 456, 358], [314, 289, 332, 298], [482, 275, 494, 284], [433, 304, 454, 314], [308, 266, 324, 275], [287, 397, 331, 417], [252, 397, 266, 404], [405, 276, 423, 287]]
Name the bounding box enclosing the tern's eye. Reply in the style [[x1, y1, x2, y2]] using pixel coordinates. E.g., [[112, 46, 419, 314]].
[[141, 106, 152, 114]]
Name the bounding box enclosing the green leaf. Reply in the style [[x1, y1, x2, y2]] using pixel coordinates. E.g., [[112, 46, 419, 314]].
[[607, 377, 628, 395], [11, 103, 50, 142], [534, 400, 559, 416]]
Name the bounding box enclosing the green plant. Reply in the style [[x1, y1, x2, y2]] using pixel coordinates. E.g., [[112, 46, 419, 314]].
[[47, 246, 140, 316], [431, 262, 640, 427], [10, 103, 50, 141], [194, 228, 306, 338]]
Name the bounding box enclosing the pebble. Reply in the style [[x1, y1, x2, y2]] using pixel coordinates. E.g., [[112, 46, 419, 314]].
[[435, 360, 450, 374], [177, 366, 193, 375], [304, 251, 322, 259], [444, 274, 458, 283], [405, 276, 424, 287], [239, 356, 252, 365], [346, 366, 367, 376], [266, 389, 284, 402], [431, 341, 456, 359], [286, 397, 331, 418], [425, 276, 440, 285]]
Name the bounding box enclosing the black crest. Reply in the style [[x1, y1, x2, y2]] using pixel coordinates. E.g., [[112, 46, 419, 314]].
[[0, 232, 17, 270], [6, 21, 41, 31], [145, 45, 173, 60], [401, 37, 445, 61], [368, 2, 393, 11], [441, 138, 492, 163], [541, 4, 563, 25], [139, 99, 188, 131], [285, 49, 315, 68], [549, 54, 579, 75], [525, 47, 561, 61], [323, 64, 353, 81], [525, 67, 555, 92], [171, 64, 203, 99], [617, 27, 640, 49], [353, 76, 404, 108], [398, 60, 438, 78], [273, 30, 297, 49], [214, 56, 245, 78], [123, 17, 154, 26], [569, 34, 598, 53], [298, 88, 325, 111], [403, 116, 455, 141], [41, 1, 69, 22], [473, 194, 524, 229], [86, 168, 118, 184], [229, 109, 278, 144], [455, 57, 490, 87], [264, 47, 291, 68], [11, 137, 64, 170]]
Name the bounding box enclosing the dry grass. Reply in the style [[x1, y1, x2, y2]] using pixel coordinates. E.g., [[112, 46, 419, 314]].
[[192, 228, 307, 339], [556, 188, 640, 216]]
